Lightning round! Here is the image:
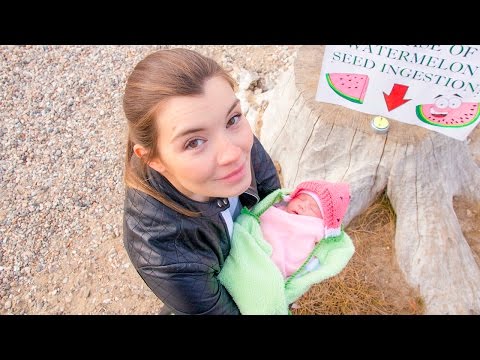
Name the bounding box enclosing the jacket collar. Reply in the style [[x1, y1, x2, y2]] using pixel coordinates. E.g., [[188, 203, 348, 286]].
[[145, 159, 259, 217]]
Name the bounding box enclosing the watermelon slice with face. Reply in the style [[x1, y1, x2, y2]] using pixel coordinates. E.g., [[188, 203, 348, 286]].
[[416, 101, 480, 128], [326, 73, 369, 104]]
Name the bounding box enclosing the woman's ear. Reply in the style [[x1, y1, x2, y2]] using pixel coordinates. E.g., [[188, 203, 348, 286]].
[[133, 144, 147, 159], [133, 144, 166, 174]]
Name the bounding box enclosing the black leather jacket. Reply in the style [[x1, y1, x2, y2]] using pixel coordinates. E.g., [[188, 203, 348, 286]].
[[123, 136, 280, 314]]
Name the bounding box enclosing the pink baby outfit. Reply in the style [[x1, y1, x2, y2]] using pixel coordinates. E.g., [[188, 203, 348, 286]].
[[260, 205, 325, 278], [260, 180, 351, 278]]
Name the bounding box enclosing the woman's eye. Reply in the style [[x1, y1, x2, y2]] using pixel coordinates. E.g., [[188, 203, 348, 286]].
[[227, 114, 241, 128], [185, 138, 205, 150]]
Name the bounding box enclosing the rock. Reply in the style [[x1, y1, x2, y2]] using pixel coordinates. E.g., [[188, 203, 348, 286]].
[[237, 68, 260, 91]]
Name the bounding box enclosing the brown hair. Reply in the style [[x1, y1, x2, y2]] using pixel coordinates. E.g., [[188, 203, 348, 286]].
[[123, 48, 236, 216]]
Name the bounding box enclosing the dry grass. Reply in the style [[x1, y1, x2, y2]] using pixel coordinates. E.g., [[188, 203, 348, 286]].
[[291, 191, 425, 315]]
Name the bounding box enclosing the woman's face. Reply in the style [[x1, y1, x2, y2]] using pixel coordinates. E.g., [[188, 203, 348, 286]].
[[152, 76, 253, 202]]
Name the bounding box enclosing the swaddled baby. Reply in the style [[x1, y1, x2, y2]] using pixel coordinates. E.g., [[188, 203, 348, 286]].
[[260, 180, 350, 278]]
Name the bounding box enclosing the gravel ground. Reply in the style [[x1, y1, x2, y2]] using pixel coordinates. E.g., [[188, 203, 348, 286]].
[[0, 45, 299, 314]]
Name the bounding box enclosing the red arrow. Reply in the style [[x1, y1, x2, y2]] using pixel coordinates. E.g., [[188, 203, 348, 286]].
[[383, 84, 411, 111]]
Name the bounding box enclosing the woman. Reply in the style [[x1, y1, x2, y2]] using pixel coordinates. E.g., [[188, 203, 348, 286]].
[[122, 48, 280, 314]]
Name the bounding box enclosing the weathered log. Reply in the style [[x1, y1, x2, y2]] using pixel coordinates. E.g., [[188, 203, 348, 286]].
[[259, 45, 480, 314]]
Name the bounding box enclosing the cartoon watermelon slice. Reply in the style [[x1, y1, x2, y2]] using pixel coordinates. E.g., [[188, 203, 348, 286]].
[[326, 73, 369, 104], [416, 102, 480, 128]]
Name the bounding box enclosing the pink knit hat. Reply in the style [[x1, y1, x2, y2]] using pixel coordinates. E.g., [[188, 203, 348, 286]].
[[285, 180, 351, 238]]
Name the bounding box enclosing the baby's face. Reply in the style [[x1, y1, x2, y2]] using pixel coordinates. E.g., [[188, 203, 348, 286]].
[[286, 193, 322, 218]]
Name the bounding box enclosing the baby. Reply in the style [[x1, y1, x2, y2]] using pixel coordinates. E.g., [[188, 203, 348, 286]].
[[218, 179, 354, 314], [259, 180, 350, 278]]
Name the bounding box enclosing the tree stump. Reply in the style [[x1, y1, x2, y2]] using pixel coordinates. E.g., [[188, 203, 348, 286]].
[[259, 45, 480, 314]]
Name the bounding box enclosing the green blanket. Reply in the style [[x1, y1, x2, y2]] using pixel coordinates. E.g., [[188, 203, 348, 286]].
[[218, 188, 355, 315]]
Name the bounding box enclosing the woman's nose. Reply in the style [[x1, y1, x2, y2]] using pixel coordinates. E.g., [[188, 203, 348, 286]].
[[217, 137, 242, 165]]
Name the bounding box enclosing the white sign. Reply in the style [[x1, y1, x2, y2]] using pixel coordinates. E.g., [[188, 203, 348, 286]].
[[315, 45, 480, 141]]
